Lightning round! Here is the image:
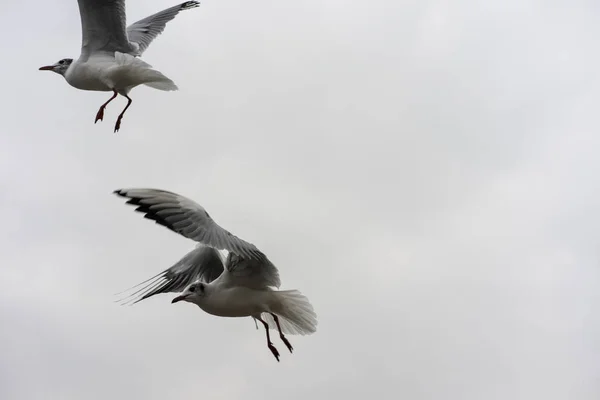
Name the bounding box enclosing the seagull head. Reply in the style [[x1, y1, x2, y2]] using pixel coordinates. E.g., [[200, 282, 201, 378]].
[[39, 58, 73, 76], [172, 282, 206, 305]]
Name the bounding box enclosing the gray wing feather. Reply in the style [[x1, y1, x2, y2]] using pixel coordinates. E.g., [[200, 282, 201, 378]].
[[114, 188, 267, 261], [77, 0, 136, 60], [127, 1, 200, 56], [117, 245, 224, 304], [225, 253, 281, 289]]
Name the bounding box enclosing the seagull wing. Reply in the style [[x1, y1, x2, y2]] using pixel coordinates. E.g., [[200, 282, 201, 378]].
[[77, 0, 136, 60], [116, 244, 225, 305], [222, 252, 281, 290], [127, 1, 200, 56], [114, 188, 267, 261]]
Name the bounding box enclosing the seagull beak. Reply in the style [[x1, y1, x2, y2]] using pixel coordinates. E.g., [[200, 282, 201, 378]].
[[39, 65, 55, 71], [171, 294, 188, 304]]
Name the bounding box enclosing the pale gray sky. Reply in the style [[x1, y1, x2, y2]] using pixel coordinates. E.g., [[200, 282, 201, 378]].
[[1, 0, 599, 399]]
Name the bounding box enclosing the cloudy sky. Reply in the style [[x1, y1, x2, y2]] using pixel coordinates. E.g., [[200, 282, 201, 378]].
[[1, 0, 599, 398]]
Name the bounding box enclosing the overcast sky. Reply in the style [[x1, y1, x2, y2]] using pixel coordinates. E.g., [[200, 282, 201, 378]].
[[1, 0, 599, 399]]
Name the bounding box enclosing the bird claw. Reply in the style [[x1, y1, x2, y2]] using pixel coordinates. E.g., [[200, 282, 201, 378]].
[[280, 335, 293, 353], [95, 109, 104, 123], [268, 342, 280, 362]]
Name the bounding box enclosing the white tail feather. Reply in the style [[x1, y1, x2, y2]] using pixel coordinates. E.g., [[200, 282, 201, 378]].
[[144, 80, 178, 91], [112, 52, 178, 92], [262, 290, 317, 335]]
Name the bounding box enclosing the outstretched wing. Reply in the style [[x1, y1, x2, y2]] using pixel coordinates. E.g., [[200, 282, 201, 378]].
[[117, 244, 225, 305], [127, 1, 200, 56], [114, 188, 267, 261], [77, 0, 136, 60]]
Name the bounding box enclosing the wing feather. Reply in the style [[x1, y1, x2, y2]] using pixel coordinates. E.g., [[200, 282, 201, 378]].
[[114, 188, 267, 261], [116, 245, 224, 305], [77, 0, 135, 60], [126, 1, 200, 56], [222, 253, 281, 290]]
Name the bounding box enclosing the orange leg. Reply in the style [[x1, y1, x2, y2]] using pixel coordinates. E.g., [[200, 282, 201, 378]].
[[114, 94, 132, 133], [95, 90, 118, 123]]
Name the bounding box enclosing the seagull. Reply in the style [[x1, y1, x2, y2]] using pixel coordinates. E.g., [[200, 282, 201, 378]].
[[113, 188, 318, 362], [39, 0, 200, 133]]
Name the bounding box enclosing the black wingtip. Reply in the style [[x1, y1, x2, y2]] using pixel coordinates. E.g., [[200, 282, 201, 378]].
[[182, 1, 200, 10]]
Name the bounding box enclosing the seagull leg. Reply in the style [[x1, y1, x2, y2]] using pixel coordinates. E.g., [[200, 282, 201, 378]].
[[257, 316, 280, 362], [114, 94, 133, 133], [270, 313, 293, 353], [95, 90, 118, 123]]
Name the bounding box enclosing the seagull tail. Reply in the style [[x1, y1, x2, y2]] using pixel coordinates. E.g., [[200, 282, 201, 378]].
[[263, 290, 317, 335], [144, 78, 178, 91]]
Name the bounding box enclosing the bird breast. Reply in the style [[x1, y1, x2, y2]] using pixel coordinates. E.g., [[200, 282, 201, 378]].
[[65, 61, 113, 92]]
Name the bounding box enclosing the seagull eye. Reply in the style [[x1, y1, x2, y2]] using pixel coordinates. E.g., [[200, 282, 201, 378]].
[[59, 60, 64, 64], [189, 286, 195, 292]]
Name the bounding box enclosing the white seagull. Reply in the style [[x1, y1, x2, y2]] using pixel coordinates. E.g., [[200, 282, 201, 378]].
[[113, 188, 318, 362], [39, 0, 200, 133]]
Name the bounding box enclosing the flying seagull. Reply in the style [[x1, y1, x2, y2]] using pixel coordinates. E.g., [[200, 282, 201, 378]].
[[113, 188, 318, 362], [39, 0, 200, 133]]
